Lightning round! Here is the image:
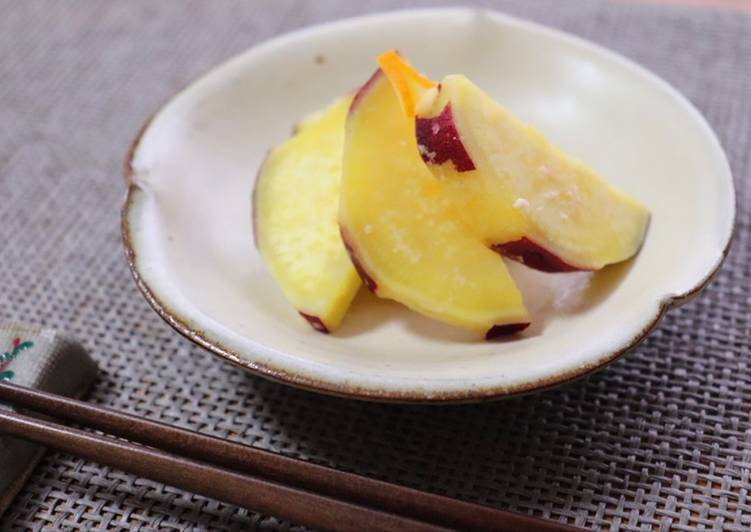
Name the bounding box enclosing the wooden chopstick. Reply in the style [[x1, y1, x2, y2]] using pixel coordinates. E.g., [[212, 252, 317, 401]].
[[0, 407, 440, 532], [0, 382, 580, 531]]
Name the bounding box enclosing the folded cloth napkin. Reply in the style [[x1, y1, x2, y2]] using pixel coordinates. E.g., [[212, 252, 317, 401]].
[[0, 323, 98, 515]]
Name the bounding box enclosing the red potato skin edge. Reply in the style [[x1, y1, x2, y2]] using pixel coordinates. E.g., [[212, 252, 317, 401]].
[[349, 69, 384, 114], [339, 227, 378, 293], [342, 70, 382, 294], [491, 237, 591, 273], [415, 103, 475, 172], [298, 312, 330, 334], [485, 322, 531, 340]]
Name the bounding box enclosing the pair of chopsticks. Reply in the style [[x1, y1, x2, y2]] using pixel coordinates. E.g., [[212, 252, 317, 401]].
[[0, 382, 579, 531]]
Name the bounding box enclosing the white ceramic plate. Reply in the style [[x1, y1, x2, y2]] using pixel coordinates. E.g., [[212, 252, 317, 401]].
[[123, 8, 735, 402]]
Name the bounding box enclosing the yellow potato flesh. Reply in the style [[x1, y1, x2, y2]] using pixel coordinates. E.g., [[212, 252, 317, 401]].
[[416, 75, 650, 270], [340, 72, 529, 335], [253, 96, 360, 332]]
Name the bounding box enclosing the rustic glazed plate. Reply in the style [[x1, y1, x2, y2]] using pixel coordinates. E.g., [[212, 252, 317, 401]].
[[122, 8, 734, 402]]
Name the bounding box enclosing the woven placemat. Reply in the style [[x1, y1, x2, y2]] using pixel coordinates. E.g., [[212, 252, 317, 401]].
[[1, 0, 749, 530]]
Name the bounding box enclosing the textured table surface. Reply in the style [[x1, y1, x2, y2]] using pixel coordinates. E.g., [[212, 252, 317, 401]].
[[1, 1, 749, 530]]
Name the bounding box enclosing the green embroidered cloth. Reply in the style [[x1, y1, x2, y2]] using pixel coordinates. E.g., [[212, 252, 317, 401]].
[[0, 324, 97, 514]]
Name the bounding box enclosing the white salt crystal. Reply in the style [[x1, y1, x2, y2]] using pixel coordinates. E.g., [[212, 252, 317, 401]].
[[417, 143, 436, 162], [513, 198, 530, 210]]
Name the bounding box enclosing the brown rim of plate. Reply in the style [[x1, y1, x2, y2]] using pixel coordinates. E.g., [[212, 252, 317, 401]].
[[121, 108, 736, 405]]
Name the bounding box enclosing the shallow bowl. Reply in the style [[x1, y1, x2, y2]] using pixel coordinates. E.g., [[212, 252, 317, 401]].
[[123, 8, 735, 402]]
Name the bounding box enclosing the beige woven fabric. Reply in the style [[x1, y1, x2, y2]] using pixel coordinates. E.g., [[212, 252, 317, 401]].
[[0, 0, 749, 530]]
